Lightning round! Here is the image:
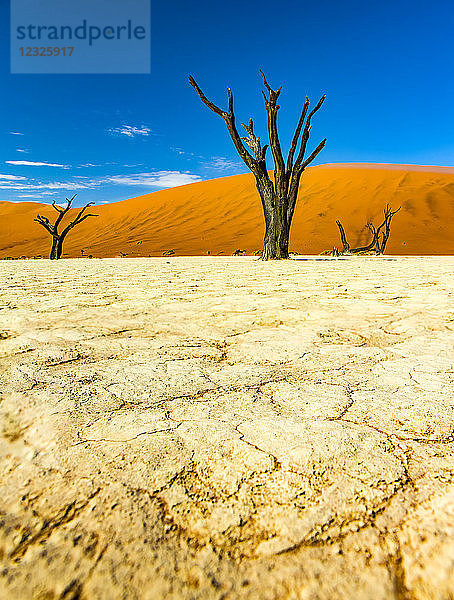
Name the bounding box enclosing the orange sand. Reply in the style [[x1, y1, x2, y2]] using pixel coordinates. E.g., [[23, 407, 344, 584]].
[[1, 163, 453, 258]]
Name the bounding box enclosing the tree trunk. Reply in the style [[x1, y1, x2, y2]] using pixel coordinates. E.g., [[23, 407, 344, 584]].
[[257, 181, 290, 260], [335, 220, 350, 253], [50, 236, 63, 260], [261, 209, 290, 259], [380, 226, 390, 254]]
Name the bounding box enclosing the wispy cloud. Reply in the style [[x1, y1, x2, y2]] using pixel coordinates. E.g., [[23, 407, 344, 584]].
[[9, 131, 24, 136], [6, 160, 68, 168], [75, 161, 120, 169], [17, 193, 44, 198], [16, 149, 29, 153], [108, 125, 152, 138], [171, 146, 197, 157], [0, 174, 26, 180], [204, 156, 242, 172], [0, 170, 202, 198], [170, 147, 242, 173], [106, 171, 202, 188], [0, 180, 98, 191]]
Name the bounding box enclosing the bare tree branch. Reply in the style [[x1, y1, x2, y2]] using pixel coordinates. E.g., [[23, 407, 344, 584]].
[[286, 95, 326, 223], [260, 70, 282, 96], [189, 74, 271, 182], [61, 202, 97, 237], [188, 75, 225, 117], [379, 204, 401, 253], [293, 94, 326, 173], [52, 194, 77, 228], [34, 214, 54, 235], [336, 220, 350, 253], [51, 202, 66, 214], [260, 71, 286, 197], [301, 138, 327, 170], [287, 97, 309, 172], [241, 119, 268, 163]]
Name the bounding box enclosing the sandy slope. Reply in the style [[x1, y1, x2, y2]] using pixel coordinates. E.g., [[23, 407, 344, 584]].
[[1, 256, 453, 599], [1, 163, 454, 258]]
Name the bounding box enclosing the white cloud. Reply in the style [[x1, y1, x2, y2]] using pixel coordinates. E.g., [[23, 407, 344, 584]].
[[108, 125, 152, 138], [170, 148, 242, 172], [205, 156, 242, 171], [0, 174, 26, 180], [0, 180, 97, 191], [36, 181, 96, 189], [16, 149, 29, 153], [170, 146, 197, 157], [75, 162, 120, 168], [106, 171, 202, 188], [9, 131, 24, 136], [6, 160, 68, 168], [0, 169, 202, 197]]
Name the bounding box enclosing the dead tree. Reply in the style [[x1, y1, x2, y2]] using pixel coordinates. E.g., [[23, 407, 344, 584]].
[[189, 72, 326, 259], [333, 204, 401, 255], [379, 204, 401, 253], [34, 195, 97, 259]]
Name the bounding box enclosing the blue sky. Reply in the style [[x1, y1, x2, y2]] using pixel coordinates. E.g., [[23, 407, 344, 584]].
[[1, 0, 453, 207]]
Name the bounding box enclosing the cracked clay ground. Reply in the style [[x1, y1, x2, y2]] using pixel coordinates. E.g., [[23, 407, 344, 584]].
[[0, 256, 453, 600]]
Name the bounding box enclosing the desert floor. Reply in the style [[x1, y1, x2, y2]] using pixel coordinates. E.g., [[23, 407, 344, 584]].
[[0, 256, 453, 600]]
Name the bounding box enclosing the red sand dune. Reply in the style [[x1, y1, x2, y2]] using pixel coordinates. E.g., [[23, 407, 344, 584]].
[[1, 163, 454, 258]]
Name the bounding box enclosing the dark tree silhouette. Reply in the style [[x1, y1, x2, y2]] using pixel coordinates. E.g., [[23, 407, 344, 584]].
[[189, 72, 326, 259], [335, 220, 350, 253], [378, 204, 401, 253], [34, 194, 97, 259], [333, 204, 401, 256]]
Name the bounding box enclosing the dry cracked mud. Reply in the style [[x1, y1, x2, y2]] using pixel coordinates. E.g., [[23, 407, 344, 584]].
[[0, 256, 453, 599]]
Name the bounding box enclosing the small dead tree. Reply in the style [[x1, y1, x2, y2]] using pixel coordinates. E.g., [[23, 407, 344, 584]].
[[378, 204, 401, 253], [34, 195, 97, 259], [189, 72, 326, 259], [333, 204, 401, 256]]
